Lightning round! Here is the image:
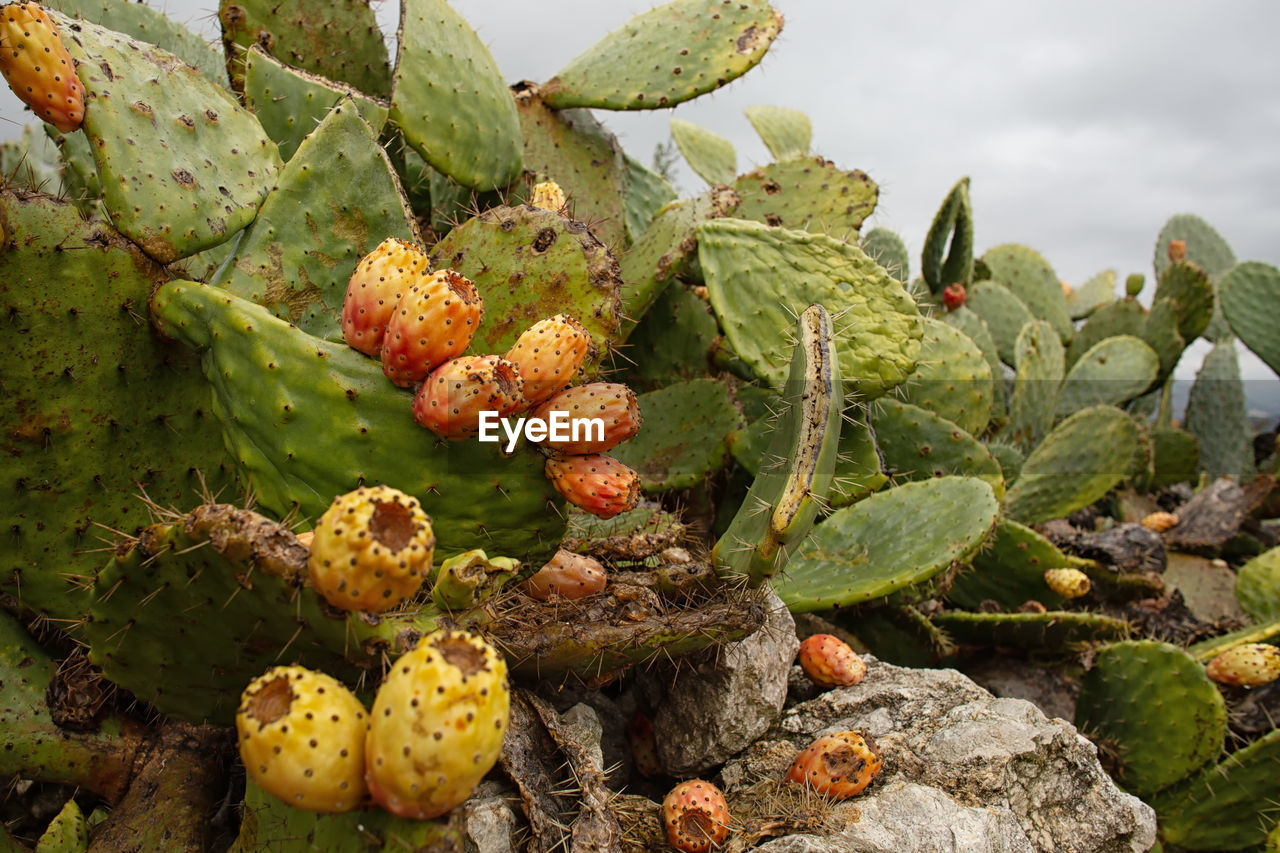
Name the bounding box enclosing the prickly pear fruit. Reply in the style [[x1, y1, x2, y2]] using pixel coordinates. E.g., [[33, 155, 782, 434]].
[[942, 282, 966, 311], [531, 382, 642, 455], [1126, 273, 1145, 297], [529, 180, 567, 214], [1206, 643, 1280, 687], [381, 269, 484, 388], [521, 549, 607, 600], [628, 709, 661, 778], [1168, 239, 1187, 263], [797, 634, 866, 688], [1141, 511, 1179, 532], [784, 731, 882, 800], [1060, 279, 1073, 297], [412, 354, 525, 440], [341, 237, 430, 357], [503, 314, 593, 406], [236, 666, 369, 813], [0, 2, 84, 133], [662, 779, 731, 853], [308, 485, 436, 612], [1043, 567, 1091, 599], [544, 453, 641, 520], [365, 629, 510, 820]]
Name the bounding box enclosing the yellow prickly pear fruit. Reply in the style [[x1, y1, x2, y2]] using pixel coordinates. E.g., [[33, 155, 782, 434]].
[[1206, 643, 1280, 687], [1043, 568, 1090, 599], [529, 180, 566, 214], [308, 485, 436, 612], [1, 3, 84, 133], [1140, 511, 1179, 532], [365, 629, 510, 819], [236, 666, 370, 813]]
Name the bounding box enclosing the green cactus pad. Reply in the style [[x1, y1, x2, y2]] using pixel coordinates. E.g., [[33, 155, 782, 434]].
[[1237, 547, 1280, 624], [1055, 335, 1159, 417], [49, 0, 228, 86], [981, 244, 1073, 342], [669, 118, 736, 186], [828, 405, 889, 507], [860, 227, 910, 284], [429, 204, 623, 358], [731, 157, 878, 236], [150, 281, 565, 561], [1066, 298, 1147, 369], [986, 442, 1024, 484], [1076, 640, 1227, 797], [624, 284, 719, 389], [1139, 297, 1188, 379], [1143, 426, 1200, 491], [622, 152, 677, 244], [617, 186, 739, 341], [698, 218, 922, 396], [0, 611, 141, 801], [612, 379, 745, 492], [1002, 405, 1141, 525], [964, 280, 1036, 366], [232, 779, 464, 851], [243, 47, 390, 162], [870, 401, 1004, 499], [540, 0, 782, 110], [36, 798, 87, 853], [1219, 261, 1280, 375], [713, 305, 843, 586], [1153, 213, 1237, 281], [835, 604, 955, 668], [947, 518, 1093, 611], [218, 0, 390, 97], [58, 12, 281, 263], [1152, 259, 1215, 343], [942, 304, 1006, 423], [744, 105, 812, 161], [774, 476, 998, 612], [932, 610, 1128, 648], [1065, 269, 1116, 320], [1150, 727, 1280, 851], [1186, 340, 1252, 480], [1, 192, 235, 622], [895, 317, 993, 436], [389, 0, 521, 191], [1006, 320, 1065, 450], [46, 125, 102, 208], [515, 91, 628, 251], [2, 126, 64, 194], [210, 101, 415, 342], [921, 177, 973, 295]]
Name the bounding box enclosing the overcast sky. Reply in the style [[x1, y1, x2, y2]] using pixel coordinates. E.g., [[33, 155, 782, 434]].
[[4, 0, 1278, 386]]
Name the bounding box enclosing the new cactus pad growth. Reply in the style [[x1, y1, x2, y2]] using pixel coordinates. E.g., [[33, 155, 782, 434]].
[[1, 2, 84, 132], [785, 731, 883, 800], [365, 630, 510, 820], [662, 780, 731, 853]]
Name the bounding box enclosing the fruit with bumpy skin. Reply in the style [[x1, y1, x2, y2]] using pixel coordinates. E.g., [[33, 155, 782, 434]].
[[0, 3, 84, 132], [529, 180, 566, 214], [532, 382, 641, 455], [1141, 511, 1179, 532], [412, 355, 524, 440], [504, 314, 593, 406], [1206, 644, 1280, 687], [521, 549, 607, 600], [942, 282, 966, 311], [544, 454, 641, 520], [365, 630, 510, 820], [662, 779, 730, 853], [797, 634, 866, 688], [1168, 239, 1187, 263], [308, 486, 436, 612], [236, 666, 369, 813], [381, 269, 484, 388], [341, 238, 430, 357], [1043, 568, 1091, 599], [784, 731, 882, 800]]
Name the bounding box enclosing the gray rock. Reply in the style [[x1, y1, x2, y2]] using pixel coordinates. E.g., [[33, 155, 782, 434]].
[[558, 703, 605, 775], [647, 587, 799, 775], [723, 658, 1156, 853], [461, 794, 520, 853]]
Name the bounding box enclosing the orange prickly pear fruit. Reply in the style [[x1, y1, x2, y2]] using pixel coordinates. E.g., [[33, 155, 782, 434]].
[[531, 382, 641, 455], [543, 453, 641, 520], [504, 313, 593, 406], [797, 634, 866, 688], [341, 237, 430, 357], [662, 779, 730, 852], [411, 354, 525, 440], [784, 730, 882, 800], [380, 268, 484, 388]]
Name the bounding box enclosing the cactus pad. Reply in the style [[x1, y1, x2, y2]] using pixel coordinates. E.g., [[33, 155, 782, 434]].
[[1237, 547, 1280, 624], [947, 518, 1093, 611], [869, 401, 1004, 499], [669, 118, 736, 186], [1219, 261, 1280, 375], [932, 610, 1128, 647], [744, 104, 811, 161], [981, 243, 1073, 342], [1055, 335, 1159, 417], [860, 227, 910, 284], [1006, 320, 1064, 450], [964, 280, 1035, 366], [1065, 269, 1116, 320], [1153, 213, 1236, 281], [921, 177, 973, 295], [828, 405, 889, 507], [624, 284, 719, 388], [894, 317, 993, 436], [612, 379, 743, 491], [1186, 340, 1252, 480], [1152, 259, 1214, 343], [1066, 298, 1147, 368], [732, 157, 878, 236]]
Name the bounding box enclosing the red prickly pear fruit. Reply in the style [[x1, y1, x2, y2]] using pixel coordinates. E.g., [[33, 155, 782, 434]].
[[0, 3, 84, 133], [662, 779, 731, 852], [784, 731, 882, 800], [544, 453, 641, 520], [504, 314, 594, 406], [942, 282, 966, 311], [380, 268, 484, 388], [236, 665, 370, 813], [797, 634, 866, 689], [1206, 643, 1280, 687], [365, 629, 510, 820], [412, 355, 525, 440], [521, 549, 607, 600], [341, 237, 429, 357], [531, 382, 641, 455], [628, 709, 662, 778], [308, 485, 436, 612], [1168, 239, 1187, 263]]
